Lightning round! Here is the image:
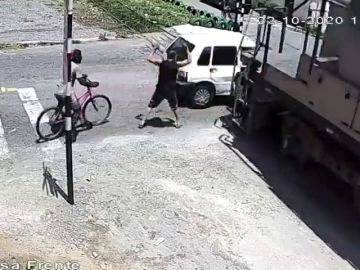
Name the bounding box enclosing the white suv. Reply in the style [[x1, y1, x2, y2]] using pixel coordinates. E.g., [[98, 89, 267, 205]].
[[164, 25, 256, 108]]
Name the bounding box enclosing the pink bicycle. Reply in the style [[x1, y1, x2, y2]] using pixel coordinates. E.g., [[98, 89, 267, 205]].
[[36, 77, 112, 140]]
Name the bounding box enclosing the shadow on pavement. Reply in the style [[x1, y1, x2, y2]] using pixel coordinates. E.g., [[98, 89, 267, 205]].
[[144, 117, 175, 128], [36, 123, 94, 144], [42, 162, 70, 203], [135, 113, 177, 128], [216, 114, 360, 269]]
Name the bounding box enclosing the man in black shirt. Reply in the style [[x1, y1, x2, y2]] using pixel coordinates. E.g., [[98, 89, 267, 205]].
[[139, 44, 192, 128], [221, 0, 236, 19]]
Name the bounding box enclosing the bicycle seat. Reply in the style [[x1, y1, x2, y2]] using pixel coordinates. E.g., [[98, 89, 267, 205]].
[[54, 93, 66, 107], [54, 93, 66, 101], [87, 81, 99, 88], [78, 77, 99, 88]]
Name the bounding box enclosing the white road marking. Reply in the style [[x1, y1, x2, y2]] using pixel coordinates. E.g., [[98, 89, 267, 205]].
[[17, 87, 39, 102], [17, 88, 63, 152], [0, 118, 9, 158]]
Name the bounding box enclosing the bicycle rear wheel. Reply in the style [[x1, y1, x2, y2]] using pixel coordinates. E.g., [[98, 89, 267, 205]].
[[36, 106, 64, 140], [82, 94, 112, 126]]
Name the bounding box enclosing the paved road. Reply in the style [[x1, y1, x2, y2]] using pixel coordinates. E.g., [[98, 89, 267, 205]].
[[0, 39, 227, 152]]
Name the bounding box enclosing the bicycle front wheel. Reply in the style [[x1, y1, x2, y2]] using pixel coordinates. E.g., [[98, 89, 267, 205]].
[[82, 95, 112, 126], [36, 106, 64, 140]]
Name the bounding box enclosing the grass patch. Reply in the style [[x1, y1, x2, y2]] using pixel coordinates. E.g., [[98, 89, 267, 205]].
[[73, 0, 131, 35], [51, 0, 132, 37], [0, 43, 28, 51]]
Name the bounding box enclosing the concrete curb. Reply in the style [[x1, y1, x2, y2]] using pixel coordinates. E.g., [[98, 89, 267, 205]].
[[0, 36, 119, 48]]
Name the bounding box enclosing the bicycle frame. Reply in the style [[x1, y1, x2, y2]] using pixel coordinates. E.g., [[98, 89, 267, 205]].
[[73, 86, 95, 109]]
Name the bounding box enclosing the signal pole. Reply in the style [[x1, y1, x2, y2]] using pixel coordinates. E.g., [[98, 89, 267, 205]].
[[64, 0, 74, 205], [63, 1, 67, 84], [235, 0, 246, 33], [238, 0, 245, 33]]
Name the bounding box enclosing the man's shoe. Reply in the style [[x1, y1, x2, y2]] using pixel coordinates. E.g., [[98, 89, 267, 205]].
[[138, 120, 146, 129]]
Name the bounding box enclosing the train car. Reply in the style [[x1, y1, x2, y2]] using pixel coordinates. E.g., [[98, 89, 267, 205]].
[[232, 0, 360, 210]]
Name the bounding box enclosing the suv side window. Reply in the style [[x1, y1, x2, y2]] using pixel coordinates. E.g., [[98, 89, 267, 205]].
[[197, 47, 211, 66], [212, 46, 237, 66]]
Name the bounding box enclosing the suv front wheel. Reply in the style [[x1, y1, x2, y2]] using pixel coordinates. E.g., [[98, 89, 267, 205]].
[[191, 83, 215, 108]]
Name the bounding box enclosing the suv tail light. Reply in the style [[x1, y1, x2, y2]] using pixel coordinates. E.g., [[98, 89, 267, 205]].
[[177, 71, 188, 82]]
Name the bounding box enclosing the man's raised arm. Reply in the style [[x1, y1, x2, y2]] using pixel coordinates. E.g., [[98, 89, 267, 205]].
[[147, 48, 163, 66]]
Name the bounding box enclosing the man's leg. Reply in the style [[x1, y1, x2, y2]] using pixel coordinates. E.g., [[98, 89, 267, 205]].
[[139, 87, 163, 128], [71, 97, 81, 120], [172, 108, 180, 128], [69, 96, 80, 142], [167, 90, 181, 128]]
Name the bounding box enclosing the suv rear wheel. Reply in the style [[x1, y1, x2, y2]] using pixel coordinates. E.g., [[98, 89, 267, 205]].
[[191, 83, 215, 108]]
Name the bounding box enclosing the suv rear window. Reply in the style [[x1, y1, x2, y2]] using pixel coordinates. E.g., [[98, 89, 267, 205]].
[[212, 46, 237, 66], [197, 47, 211, 66], [166, 37, 195, 62]]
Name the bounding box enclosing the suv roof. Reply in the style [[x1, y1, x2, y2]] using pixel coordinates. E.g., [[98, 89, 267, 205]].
[[172, 24, 256, 48]]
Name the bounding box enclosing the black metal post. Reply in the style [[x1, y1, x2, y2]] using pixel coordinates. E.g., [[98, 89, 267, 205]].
[[309, 0, 327, 74], [279, 8, 287, 53], [302, 4, 312, 54], [261, 14, 268, 44], [255, 14, 263, 53], [278, 21, 286, 53], [239, 0, 245, 33], [63, 0, 68, 84], [64, 0, 74, 205], [286, 0, 295, 14], [279, 1, 294, 53], [235, 0, 239, 24], [262, 21, 272, 75]]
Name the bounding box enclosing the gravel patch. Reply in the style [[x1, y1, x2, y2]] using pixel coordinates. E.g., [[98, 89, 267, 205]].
[[0, 127, 355, 270], [0, 0, 115, 43]]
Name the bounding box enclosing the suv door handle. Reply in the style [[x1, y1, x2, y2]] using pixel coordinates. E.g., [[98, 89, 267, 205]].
[[210, 68, 217, 73]]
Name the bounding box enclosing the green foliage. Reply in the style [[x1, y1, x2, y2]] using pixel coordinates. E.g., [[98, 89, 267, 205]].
[[88, 0, 193, 32], [0, 43, 28, 51], [87, 0, 237, 33]]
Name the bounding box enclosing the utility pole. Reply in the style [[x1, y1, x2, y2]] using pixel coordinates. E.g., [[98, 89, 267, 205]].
[[239, 0, 245, 33], [64, 0, 74, 205], [234, 0, 246, 33], [63, 0, 68, 84]]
